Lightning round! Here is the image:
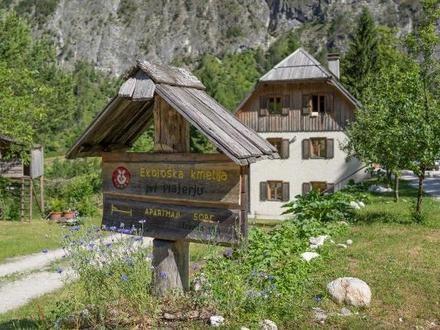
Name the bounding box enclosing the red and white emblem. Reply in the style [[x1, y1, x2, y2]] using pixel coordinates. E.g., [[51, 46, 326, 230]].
[[112, 167, 131, 189]]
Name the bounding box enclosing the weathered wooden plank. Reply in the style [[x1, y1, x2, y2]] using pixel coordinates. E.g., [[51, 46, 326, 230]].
[[132, 71, 155, 101], [102, 159, 241, 204], [102, 152, 233, 163], [118, 77, 136, 98], [102, 196, 241, 245]]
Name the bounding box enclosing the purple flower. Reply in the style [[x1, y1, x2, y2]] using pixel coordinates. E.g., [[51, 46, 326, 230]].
[[159, 271, 167, 279], [69, 226, 80, 231], [42, 249, 48, 254], [87, 243, 95, 250], [109, 226, 117, 231], [56, 267, 63, 274], [121, 274, 129, 282], [122, 229, 131, 234]]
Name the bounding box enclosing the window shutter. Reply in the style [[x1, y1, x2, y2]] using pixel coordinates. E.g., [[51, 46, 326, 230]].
[[326, 183, 335, 193], [282, 95, 290, 115], [302, 139, 310, 159], [326, 138, 334, 159], [302, 94, 310, 115], [260, 182, 268, 201], [259, 96, 268, 116], [282, 182, 290, 202], [302, 182, 311, 195], [326, 93, 334, 112], [281, 139, 290, 159]]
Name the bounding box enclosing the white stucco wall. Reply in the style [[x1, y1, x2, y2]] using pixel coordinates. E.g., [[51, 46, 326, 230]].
[[249, 131, 368, 220]]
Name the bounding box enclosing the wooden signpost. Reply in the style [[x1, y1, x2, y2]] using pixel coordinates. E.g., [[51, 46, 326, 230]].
[[66, 60, 278, 295]]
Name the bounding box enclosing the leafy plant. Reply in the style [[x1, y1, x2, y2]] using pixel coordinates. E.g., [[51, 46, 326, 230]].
[[282, 190, 359, 223]]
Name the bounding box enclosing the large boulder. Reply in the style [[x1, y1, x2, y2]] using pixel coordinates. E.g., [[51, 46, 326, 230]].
[[327, 277, 371, 307]]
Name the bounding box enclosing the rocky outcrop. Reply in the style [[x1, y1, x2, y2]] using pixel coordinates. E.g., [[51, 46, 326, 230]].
[[6, 0, 420, 74]]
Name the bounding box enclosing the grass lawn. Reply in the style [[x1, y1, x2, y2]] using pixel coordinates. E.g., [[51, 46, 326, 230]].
[[0, 181, 439, 328], [0, 216, 102, 263]]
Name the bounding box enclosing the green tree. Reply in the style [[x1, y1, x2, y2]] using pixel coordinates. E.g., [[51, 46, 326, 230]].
[[405, 0, 440, 216], [341, 7, 379, 99]]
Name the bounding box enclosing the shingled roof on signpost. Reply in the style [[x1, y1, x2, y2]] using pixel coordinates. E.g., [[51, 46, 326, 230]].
[[66, 61, 278, 165]]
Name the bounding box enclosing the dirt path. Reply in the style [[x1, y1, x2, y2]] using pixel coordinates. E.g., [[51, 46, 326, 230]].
[[0, 270, 75, 314], [0, 235, 153, 314]]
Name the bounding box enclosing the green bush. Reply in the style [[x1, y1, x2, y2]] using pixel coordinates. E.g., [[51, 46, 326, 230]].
[[0, 177, 20, 220], [46, 158, 101, 216], [282, 190, 361, 224], [200, 220, 347, 326]]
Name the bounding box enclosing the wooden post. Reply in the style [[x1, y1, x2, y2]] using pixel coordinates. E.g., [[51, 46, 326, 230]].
[[40, 176, 45, 212], [151, 240, 189, 296], [29, 179, 33, 222], [20, 177, 24, 222], [151, 95, 190, 296], [240, 166, 249, 240]]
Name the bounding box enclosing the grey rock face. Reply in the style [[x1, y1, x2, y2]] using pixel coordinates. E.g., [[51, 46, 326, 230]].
[[21, 0, 420, 74]]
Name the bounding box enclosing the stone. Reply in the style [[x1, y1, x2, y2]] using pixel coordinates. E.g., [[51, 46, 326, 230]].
[[309, 244, 319, 249], [357, 201, 366, 208], [241, 327, 250, 330], [369, 185, 393, 193], [350, 201, 361, 209], [346, 239, 353, 245], [327, 277, 371, 307], [163, 313, 177, 320], [312, 307, 327, 323], [210, 315, 225, 327], [260, 319, 278, 330], [336, 243, 348, 249], [309, 235, 329, 248], [340, 307, 352, 316], [301, 252, 320, 262]]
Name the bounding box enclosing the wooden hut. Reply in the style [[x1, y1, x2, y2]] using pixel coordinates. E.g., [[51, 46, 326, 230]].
[[0, 135, 44, 221], [67, 60, 278, 294]]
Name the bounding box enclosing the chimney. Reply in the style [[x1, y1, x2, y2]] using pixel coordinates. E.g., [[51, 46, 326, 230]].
[[327, 53, 340, 79]]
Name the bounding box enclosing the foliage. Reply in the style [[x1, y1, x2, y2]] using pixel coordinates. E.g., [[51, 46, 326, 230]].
[[201, 219, 347, 326], [341, 7, 379, 99], [0, 10, 119, 154], [0, 178, 20, 220], [282, 190, 363, 224], [46, 158, 101, 215], [60, 226, 157, 326]]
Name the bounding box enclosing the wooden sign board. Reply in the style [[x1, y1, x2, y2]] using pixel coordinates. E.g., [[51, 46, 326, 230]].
[[102, 153, 246, 245]]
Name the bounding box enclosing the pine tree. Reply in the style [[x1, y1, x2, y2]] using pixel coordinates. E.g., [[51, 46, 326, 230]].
[[341, 7, 378, 99]]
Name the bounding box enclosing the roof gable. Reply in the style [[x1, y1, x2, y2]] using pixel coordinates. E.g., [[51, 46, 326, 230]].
[[66, 61, 278, 165], [260, 48, 332, 82]]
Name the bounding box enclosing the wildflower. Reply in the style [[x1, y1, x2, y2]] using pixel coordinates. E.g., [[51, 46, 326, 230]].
[[138, 219, 146, 224], [122, 229, 131, 234], [42, 249, 48, 254], [121, 274, 129, 282], [87, 243, 95, 250], [109, 226, 117, 231], [69, 226, 80, 231], [120, 222, 125, 228], [56, 267, 63, 274], [101, 224, 107, 230], [159, 271, 167, 279]]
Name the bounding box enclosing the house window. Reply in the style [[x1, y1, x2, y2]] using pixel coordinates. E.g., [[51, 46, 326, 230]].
[[303, 138, 334, 159], [260, 181, 290, 201], [310, 138, 327, 158], [267, 181, 283, 201], [267, 138, 282, 152], [267, 138, 290, 159], [311, 181, 328, 192], [268, 96, 282, 115], [311, 95, 326, 114], [302, 182, 335, 195]]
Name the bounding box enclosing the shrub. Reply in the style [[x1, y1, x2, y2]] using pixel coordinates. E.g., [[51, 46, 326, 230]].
[[282, 190, 360, 224], [199, 220, 346, 326]]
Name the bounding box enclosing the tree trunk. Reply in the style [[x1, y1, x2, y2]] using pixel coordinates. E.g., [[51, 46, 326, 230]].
[[394, 173, 399, 202], [416, 172, 425, 215], [386, 169, 392, 187]]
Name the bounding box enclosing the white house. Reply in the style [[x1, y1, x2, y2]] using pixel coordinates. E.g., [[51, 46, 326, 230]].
[[235, 48, 368, 219]]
